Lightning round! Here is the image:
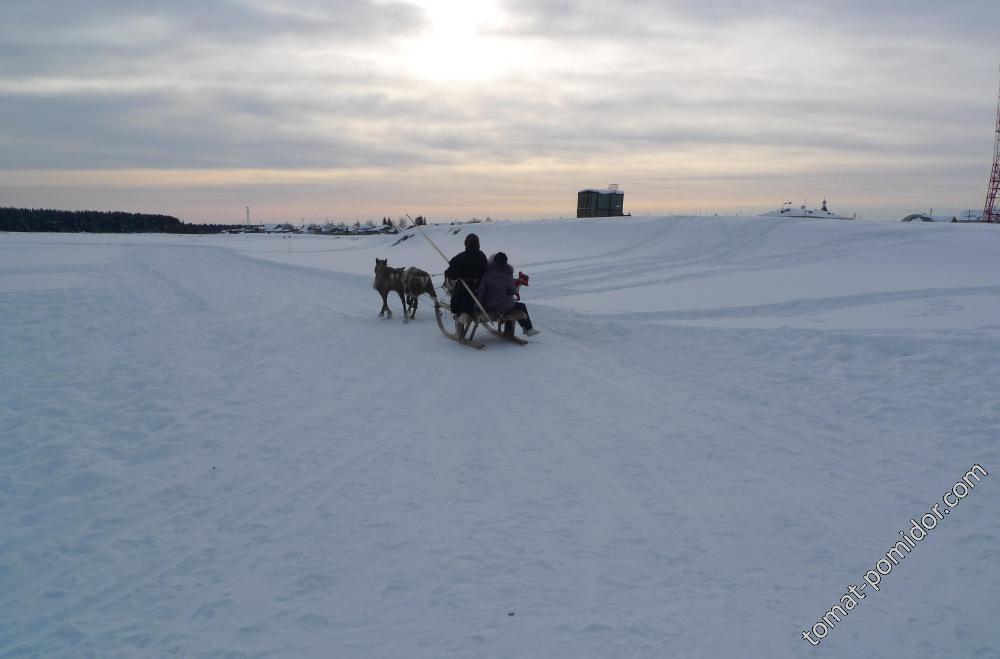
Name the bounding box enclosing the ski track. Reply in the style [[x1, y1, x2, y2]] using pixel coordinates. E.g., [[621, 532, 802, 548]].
[[2, 218, 999, 659]]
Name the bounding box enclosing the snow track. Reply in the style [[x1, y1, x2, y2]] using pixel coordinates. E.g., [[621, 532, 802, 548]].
[[2, 217, 999, 658]]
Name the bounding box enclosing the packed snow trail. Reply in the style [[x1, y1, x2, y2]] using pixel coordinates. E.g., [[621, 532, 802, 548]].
[[1, 217, 999, 658]]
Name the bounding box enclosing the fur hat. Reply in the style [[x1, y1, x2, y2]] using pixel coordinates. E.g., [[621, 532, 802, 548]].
[[493, 251, 508, 265]]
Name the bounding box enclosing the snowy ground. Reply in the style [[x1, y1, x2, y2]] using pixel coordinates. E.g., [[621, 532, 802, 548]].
[[2, 216, 999, 658]]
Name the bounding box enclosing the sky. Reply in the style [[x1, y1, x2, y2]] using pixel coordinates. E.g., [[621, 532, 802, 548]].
[[1, 0, 999, 223]]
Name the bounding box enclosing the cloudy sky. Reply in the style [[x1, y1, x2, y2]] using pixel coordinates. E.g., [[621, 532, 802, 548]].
[[2, 1, 998, 222]]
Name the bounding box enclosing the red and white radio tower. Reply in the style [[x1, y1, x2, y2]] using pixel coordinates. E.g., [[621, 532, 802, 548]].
[[984, 67, 1000, 223]]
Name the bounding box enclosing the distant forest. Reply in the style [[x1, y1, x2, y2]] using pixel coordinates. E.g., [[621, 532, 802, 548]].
[[0, 207, 241, 234]]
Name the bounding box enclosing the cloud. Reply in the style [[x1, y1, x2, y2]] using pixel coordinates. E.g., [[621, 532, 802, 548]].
[[499, 0, 1000, 41], [1, 0, 997, 218], [0, 0, 423, 76]]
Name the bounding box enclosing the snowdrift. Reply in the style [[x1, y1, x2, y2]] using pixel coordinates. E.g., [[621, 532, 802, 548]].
[[229, 214, 1000, 330], [1, 215, 998, 658]]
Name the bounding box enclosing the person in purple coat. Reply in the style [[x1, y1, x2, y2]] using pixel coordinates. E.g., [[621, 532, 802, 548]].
[[476, 252, 540, 336]]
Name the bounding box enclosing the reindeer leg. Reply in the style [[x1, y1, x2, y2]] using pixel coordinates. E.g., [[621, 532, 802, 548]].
[[403, 288, 413, 320], [424, 282, 438, 320], [397, 288, 408, 323], [379, 290, 390, 318]]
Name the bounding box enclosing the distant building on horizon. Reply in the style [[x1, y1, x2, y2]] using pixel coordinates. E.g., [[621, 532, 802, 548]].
[[577, 185, 625, 218], [900, 213, 961, 223]]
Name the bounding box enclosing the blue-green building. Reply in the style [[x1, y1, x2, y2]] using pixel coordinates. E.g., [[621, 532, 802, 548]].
[[577, 187, 625, 218]]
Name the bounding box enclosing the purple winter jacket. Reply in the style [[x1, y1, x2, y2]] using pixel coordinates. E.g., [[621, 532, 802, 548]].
[[476, 262, 516, 313]]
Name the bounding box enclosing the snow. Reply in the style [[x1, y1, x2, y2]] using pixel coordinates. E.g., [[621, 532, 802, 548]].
[[2, 215, 999, 658]]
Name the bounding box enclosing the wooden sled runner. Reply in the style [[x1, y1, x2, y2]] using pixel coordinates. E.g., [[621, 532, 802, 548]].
[[435, 302, 529, 349]]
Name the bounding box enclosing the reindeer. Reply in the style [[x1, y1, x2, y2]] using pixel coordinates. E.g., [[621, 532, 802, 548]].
[[373, 259, 438, 322], [373, 258, 406, 320], [401, 266, 437, 320]]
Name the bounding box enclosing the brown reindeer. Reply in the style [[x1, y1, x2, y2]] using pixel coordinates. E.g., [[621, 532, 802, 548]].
[[401, 266, 437, 320], [373, 258, 406, 321]]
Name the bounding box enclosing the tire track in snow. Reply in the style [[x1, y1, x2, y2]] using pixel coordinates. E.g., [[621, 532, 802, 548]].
[[0, 242, 409, 654], [527, 319, 856, 652]]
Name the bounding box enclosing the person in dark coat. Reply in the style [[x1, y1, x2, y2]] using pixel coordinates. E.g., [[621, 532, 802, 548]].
[[445, 233, 488, 315], [476, 252, 539, 336]]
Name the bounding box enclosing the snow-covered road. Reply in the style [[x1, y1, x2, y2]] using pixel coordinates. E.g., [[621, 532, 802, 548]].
[[2, 216, 998, 658]]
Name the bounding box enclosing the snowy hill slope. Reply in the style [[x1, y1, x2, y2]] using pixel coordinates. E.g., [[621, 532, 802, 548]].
[[227, 215, 1000, 329], [1, 216, 998, 658]]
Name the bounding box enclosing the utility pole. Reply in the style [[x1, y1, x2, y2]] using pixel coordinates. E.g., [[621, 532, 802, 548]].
[[984, 64, 1000, 223]]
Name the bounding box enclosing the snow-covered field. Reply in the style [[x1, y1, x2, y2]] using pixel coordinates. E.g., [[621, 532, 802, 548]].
[[2, 216, 998, 658]]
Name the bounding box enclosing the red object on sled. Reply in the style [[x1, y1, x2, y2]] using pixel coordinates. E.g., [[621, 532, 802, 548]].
[[514, 271, 529, 300]]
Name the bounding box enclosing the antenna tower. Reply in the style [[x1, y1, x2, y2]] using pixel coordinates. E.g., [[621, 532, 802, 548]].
[[984, 66, 1000, 223]]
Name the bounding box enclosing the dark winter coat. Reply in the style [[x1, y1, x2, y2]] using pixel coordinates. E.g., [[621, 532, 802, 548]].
[[445, 248, 487, 314], [476, 261, 516, 314]]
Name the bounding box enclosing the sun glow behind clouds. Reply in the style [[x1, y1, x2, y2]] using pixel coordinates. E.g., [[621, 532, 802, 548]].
[[392, 0, 533, 82]]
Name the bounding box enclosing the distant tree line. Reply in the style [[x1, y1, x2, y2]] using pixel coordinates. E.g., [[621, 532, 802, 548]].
[[0, 207, 242, 234]]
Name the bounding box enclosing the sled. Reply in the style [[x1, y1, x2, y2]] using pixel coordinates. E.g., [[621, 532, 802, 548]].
[[434, 301, 529, 349]]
